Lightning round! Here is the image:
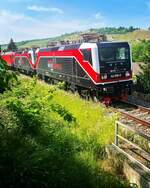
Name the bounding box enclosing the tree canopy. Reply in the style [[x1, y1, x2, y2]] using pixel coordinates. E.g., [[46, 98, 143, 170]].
[[133, 40, 150, 93], [7, 38, 18, 52], [0, 57, 17, 92]]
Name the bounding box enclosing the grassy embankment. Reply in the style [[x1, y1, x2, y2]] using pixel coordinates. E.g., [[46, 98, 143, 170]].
[[0, 76, 128, 188]]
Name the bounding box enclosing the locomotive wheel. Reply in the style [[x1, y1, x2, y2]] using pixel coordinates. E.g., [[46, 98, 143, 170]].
[[37, 74, 44, 80], [70, 83, 76, 93], [79, 89, 90, 100], [44, 76, 49, 83], [64, 82, 70, 91], [92, 96, 99, 103], [91, 91, 99, 102]]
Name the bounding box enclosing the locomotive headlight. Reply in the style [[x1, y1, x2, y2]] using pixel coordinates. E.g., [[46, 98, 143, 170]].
[[101, 74, 107, 80], [125, 71, 130, 77]]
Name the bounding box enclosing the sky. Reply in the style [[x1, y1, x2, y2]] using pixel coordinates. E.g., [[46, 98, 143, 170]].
[[0, 0, 150, 43]]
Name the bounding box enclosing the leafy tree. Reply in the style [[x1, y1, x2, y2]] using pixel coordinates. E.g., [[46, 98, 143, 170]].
[[132, 40, 146, 62], [128, 26, 134, 32], [132, 40, 150, 61], [135, 41, 150, 93], [87, 26, 139, 35], [0, 57, 17, 92], [7, 38, 18, 52]]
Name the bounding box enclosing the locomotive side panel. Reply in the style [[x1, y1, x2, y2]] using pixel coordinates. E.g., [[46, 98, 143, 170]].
[[14, 56, 33, 73], [74, 60, 94, 89], [37, 56, 74, 82], [37, 55, 95, 89]]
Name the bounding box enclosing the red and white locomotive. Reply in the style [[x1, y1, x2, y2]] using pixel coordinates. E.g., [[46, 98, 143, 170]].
[[1, 41, 132, 105]]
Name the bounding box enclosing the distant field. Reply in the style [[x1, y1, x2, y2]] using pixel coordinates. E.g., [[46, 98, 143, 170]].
[[2, 29, 150, 49], [108, 30, 150, 44]]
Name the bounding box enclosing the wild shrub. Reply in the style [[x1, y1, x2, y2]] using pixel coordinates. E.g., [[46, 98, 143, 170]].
[[133, 40, 150, 93], [0, 57, 17, 92], [0, 77, 128, 188]]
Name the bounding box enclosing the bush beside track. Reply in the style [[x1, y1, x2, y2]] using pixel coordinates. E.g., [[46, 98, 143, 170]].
[[0, 57, 17, 93], [0, 76, 128, 188]]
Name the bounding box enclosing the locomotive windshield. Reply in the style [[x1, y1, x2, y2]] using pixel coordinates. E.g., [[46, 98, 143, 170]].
[[100, 47, 129, 62], [98, 42, 131, 74]]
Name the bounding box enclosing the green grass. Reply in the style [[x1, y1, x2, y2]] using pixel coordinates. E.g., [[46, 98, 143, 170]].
[[0, 76, 127, 188], [52, 90, 116, 147]]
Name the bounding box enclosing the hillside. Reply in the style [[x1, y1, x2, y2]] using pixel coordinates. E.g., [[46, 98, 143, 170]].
[[2, 29, 150, 49], [109, 30, 150, 44]]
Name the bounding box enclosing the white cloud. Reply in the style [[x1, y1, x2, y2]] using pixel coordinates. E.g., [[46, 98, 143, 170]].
[[0, 10, 32, 23], [94, 12, 103, 20], [27, 5, 64, 14], [0, 9, 106, 44]]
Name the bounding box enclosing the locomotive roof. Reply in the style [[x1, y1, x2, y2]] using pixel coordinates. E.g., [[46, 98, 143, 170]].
[[39, 43, 81, 53], [39, 41, 129, 53]]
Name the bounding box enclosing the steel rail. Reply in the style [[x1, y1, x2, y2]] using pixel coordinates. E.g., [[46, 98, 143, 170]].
[[120, 100, 150, 113], [119, 110, 150, 128]]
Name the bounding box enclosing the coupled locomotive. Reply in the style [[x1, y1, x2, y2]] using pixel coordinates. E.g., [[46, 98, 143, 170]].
[[1, 41, 132, 105]]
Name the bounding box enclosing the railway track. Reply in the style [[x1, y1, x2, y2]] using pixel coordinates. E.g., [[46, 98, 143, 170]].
[[113, 100, 150, 134], [112, 100, 150, 171]]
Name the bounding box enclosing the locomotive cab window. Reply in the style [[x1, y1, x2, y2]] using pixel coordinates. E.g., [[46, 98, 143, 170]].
[[81, 49, 92, 65], [100, 47, 129, 62], [116, 48, 129, 60]]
